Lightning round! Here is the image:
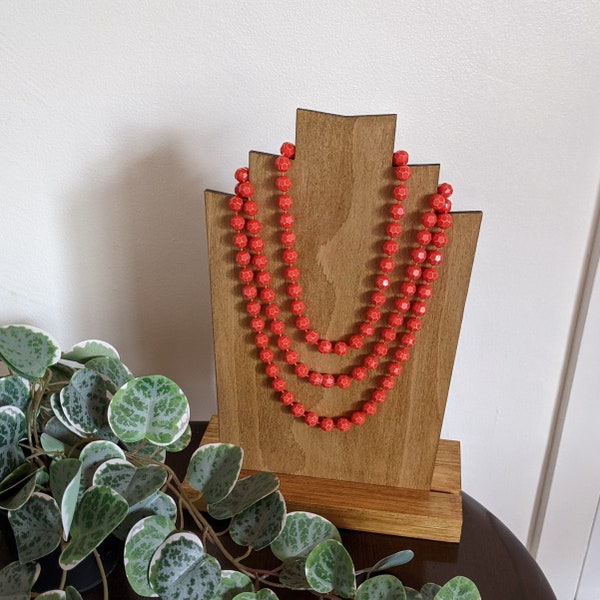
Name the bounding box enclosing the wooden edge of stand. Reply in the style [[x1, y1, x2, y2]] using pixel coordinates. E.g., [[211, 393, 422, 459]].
[[184, 416, 463, 542]]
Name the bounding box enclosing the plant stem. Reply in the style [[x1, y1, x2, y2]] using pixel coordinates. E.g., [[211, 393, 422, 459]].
[[93, 548, 109, 600]]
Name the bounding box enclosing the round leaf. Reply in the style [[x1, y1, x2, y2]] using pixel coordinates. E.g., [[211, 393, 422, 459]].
[[108, 375, 189, 446], [216, 570, 254, 600], [0, 375, 30, 411], [270, 511, 341, 561], [0, 405, 26, 448], [419, 583, 441, 600], [433, 577, 481, 600], [60, 369, 108, 436], [62, 339, 120, 363], [0, 561, 41, 600], [149, 532, 221, 600], [0, 325, 61, 380], [356, 575, 407, 600], [186, 442, 243, 503], [305, 539, 356, 598], [124, 514, 176, 597], [229, 491, 286, 550], [79, 439, 125, 489], [85, 355, 132, 394], [113, 490, 176, 540], [8, 492, 62, 563], [279, 557, 311, 590]]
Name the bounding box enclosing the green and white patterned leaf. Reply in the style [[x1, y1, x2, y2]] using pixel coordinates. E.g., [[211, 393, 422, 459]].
[[215, 570, 254, 600], [0, 462, 40, 510], [356, 550, 415, 575], [60, 369, 108, 436], [356, 575, 407, 600], [186, 442, 243, 503], [44, 416, 82, 447], [229, 491, 286, 550], [79, 440, 125, 489], [8, 492, 62, 563], [113, 490, 177, 540], [108, 375, 189, 446], [148, 532, 221, 600], [270, 511, 341, 561], [85, 355, 132, 394], [433, 577, 480, 600], [93, 458, 167, 506], [126, 440, 167, 463], [0, 445, 25, 482], [208, 471, 279, 520], [59, 485, 128, 570], [62, 339, 120, 363], [0, 405, 26, 448], [49, 458, 82, 539], [163, 423, 192, 452], [36, 587, 83, 600], [124, 514, 176, 597], [0, 325, 61, 380], [305, 539, 356, 598], [419, 583, 441, 600], [404, 589, 421, 600], [50, 393, 83, 437], [279, 557, 311, 590], [0, 561, 41, 600], [0, 375, 30, 411], [232, 590, 279, 600]]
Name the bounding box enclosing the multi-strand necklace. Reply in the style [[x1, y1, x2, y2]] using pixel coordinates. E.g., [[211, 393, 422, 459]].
[[229, 143, 453, 432]]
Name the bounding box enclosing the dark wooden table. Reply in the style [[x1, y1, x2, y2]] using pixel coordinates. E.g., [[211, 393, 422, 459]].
[[1, 422, 557, 599]]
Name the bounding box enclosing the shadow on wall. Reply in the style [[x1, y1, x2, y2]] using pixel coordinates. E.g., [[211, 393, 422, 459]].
[[64, 133, 216, 419]]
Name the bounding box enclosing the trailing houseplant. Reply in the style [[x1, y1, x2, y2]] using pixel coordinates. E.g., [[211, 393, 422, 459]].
[[0, 324, 481, 600]]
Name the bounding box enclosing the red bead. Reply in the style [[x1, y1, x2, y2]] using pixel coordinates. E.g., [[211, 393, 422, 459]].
[[260, 288, 275, 303], [249, 236, 264, 252], [381, 328, 396, 342], [383, 240, 399, 256], [393, 185, 409, 201], [232, 233, 248, 248], [412, 301, 427, 316], [417, 284, 433, 300], [395, 297, 411, 313], [265, 363, 279, 377], [318, 340, 333, 354], [322, 373, 335, 388], [380, 257, 395, 273], [236, 251, 251, 266], [406, 265, 422, 281], [376, 275, 390, 290], [401, 333, 416, 348], [395, 165, 411, 182], [443, 199, 453, 213], [390, 203, 406, 220], [278, 194, 293, 210], [352, 366, 367, 381], [237, 182, 254, 198], [388, 362, 403, 377], [285, 350, 299, 364], [295, 315, 310, 330], [243, 200, 259, 216], [252, 254, 268, 269], [272, 378, 286, 392], [395, 348, 410, 362], [305, 412, 319, 426], [305, 330, 319, 345], [393, 150, 409, 166], [264, 303, 279, 319], [279, 213, 294, 229], [230, 214, 246, 231], [239, 268, 253, 283], [270, 320, 284, 335], [337, 374, 352, 389], [388, 313, 404, 328], [287, 283, 302, 298], [427, 250, 443, 266], [429, 194, 447, 212], [282, 247, 298, 264], [421, 212, 437, 228], [401, 281, 417, 297], [250, 317, 265, 331], [349, 335, 364, 349], [277, 335, 292, 350], [411, 247, 427, 264], [437, 213, 453, 229], [285, 266, 300, 281], [281, 391, 295, 405], [364, 354, 379, 370], [246, 301, 261, 316], [235, 167, 249, 183], [259, 347, 273, 362], [360, 322, 375, 337], [291, 299, 306, 315], [320, 418, 335, 432], [351, 412, 366, 426], [422, 268, 438, 283], [229, 195, 244, 212], [372, 389, 386, 404], [406, 317, 422, 332], [381, 376, 395, 390], [371, 291, 386, 306], [281, 231, 296, 246], [256, 335, 269, 350], [432, 232, 448, 248], [295, 363, 309, 378], [245, 219, 262, 235], [280, 142, 295, 158], [386, 223, 402, 238], [291, 403, 305, 417], [416, 230, 432, 246], [336, 418, 351, 432], [438, 182, 453, 198], [373, 342, 388, 357], [363, 401, 377, 415], [366, 307, 381, 322], [275, 155, 291, 172], [334, 341, 349, 356], [276, 176, 291, 192]]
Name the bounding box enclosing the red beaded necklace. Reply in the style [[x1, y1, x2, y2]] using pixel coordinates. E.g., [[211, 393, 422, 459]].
[[229, 143, 453, 432]]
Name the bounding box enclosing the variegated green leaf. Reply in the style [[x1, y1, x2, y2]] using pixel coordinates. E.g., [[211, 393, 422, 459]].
[[49, 458, 82, 539], [208, 472, 279, 520], [0, 561, 41, 600], [93, 458, 167, 506], [233, 590, 279, 599], [60, 369, 108, 436], [36, 587, 83, 600], [62, 339, 120, 363], [305, 539, 356, 598], [0, 325, 61, 380], [404, 588, 421, 600], [163, 423, 191, 452], [356, 575, 407, 599], [279, 557, 311, 590], [59, 485, 128, 570], [8, 492, 62, 562], [79, 439, 125, 489], [0, 462, 40, 510], [0, 375, 30, 411], [50, 393, 83, 437], [0, 445, 25, 482], [230, 491, 286, 550], [270, 511, 341, 561], [186, 442, 243, 503], [215, 570, 254, 600], [420, 583, 441, 599], [108, 375, 189, 446], [0, 405, 26, 447], [433, 577, 480, 600], [124, 514, 176, 597], [43, 416, 82, 447], [127, 440, 167, 463], [85, 355, 132, 394], [356, 550, 415, 575], [148, 532, 221, 600], [113, 490, 177, 540]]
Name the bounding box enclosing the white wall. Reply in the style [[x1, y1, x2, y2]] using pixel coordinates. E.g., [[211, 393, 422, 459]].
[[1, 1, 599, 592]]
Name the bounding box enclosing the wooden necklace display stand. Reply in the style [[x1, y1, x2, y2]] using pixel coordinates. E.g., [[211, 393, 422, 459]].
[[200, 109, 481, 542]]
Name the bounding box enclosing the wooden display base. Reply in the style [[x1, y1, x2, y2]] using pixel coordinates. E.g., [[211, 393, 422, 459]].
[[189, 415, 463, 542]]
